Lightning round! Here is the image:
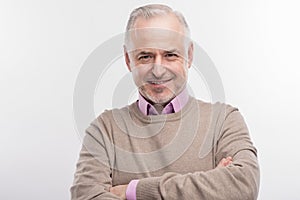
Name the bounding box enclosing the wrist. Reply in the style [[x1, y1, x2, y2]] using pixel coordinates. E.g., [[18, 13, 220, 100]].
[[126, 180, 139, 200]]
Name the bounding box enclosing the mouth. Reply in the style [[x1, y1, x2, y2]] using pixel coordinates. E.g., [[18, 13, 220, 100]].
[[147, 79, 171, 85]]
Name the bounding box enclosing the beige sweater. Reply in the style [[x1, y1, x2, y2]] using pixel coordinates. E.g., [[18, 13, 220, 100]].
[[71, 97, 260, 199]]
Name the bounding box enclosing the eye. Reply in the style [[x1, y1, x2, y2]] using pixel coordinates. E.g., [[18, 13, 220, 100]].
[[138, 55, 153, 61], [165, 53, 178, 60]]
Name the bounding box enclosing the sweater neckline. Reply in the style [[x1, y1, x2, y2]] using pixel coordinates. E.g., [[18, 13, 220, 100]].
[[128, 96, 197, 123]]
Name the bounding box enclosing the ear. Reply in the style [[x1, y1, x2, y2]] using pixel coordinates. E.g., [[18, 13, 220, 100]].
[[187, 42, 194, 68], [124, 45, 131, 72]]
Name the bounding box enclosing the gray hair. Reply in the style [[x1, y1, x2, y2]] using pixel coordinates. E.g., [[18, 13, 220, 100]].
[[125, 4, 191, 46]]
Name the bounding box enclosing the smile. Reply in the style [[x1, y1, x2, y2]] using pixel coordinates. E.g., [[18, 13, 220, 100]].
[[148, 79, 171, 85]]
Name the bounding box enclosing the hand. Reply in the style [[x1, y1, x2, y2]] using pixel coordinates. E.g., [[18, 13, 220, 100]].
[[110, 184, 128, 200], [217, 156, 233, 168]]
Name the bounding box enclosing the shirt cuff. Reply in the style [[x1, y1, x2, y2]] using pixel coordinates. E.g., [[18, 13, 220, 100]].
[[126, 180, 139, 200]]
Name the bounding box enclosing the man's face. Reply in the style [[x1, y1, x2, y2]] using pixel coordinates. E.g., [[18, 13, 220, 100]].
[[125, 14, 193, 105]]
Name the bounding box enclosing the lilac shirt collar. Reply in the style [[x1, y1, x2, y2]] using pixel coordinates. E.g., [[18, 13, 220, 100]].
[[138, 87, 189, 115]]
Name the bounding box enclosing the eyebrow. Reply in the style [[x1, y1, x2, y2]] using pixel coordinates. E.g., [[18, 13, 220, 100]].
[[165, 49, 179, 53], [136, 49, 180, 55], [137, 51, 153, 55]]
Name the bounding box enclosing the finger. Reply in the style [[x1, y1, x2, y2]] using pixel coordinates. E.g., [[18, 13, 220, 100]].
[[217, 158, 226, 167], [224, 157, 233, 166], [226, 156, 233, 161]]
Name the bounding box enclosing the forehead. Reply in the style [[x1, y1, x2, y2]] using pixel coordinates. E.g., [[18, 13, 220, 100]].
[[128, 29, 186, 52], [126, 14, 188, 52]]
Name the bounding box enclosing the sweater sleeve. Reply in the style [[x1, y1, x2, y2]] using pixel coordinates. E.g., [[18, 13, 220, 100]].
[[135, 106, 260, 200], [70, 120, 121, 200]]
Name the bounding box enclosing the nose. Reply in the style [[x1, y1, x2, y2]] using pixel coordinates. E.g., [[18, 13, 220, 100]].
[[152, 56, 166, 78]]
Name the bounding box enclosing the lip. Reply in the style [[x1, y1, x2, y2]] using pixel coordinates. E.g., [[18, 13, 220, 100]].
[[147, 79, 172, 85]]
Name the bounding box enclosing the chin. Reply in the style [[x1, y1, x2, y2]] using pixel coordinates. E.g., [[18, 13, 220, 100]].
[[140, 86, 176, 104]]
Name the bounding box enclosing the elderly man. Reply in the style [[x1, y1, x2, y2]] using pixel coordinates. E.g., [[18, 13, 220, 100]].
[[71, 4, 260, 200]]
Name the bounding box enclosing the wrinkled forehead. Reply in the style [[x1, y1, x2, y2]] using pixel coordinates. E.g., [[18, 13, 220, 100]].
[[125, 28, 189, 53]]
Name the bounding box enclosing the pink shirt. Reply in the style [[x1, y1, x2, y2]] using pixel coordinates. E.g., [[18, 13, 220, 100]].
[[125, 88, 189, 200]]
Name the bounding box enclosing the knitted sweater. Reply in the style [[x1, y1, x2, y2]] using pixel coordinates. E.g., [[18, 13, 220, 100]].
[[71, 97, 260, 200]]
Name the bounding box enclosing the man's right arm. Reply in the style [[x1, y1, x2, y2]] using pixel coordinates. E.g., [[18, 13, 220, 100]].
[[70, 124, 121, 200]]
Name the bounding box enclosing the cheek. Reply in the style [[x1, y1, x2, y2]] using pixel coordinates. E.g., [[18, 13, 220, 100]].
[[132, 66, 149, 85], [132, 70, 141, 85], [168, 64, 188, 80]]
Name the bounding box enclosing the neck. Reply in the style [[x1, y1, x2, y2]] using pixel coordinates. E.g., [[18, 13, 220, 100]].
[[153, 103, 165, 114]]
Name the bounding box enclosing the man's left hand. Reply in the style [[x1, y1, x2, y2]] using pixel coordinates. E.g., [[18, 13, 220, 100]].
[[110, 184, 128, 200]]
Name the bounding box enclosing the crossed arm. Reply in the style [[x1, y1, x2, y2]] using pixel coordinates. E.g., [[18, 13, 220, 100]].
[[110, 157, 233, 199]]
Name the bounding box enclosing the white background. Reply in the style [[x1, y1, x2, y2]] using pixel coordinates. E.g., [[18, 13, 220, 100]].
[[1, 0, 300, 199]]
